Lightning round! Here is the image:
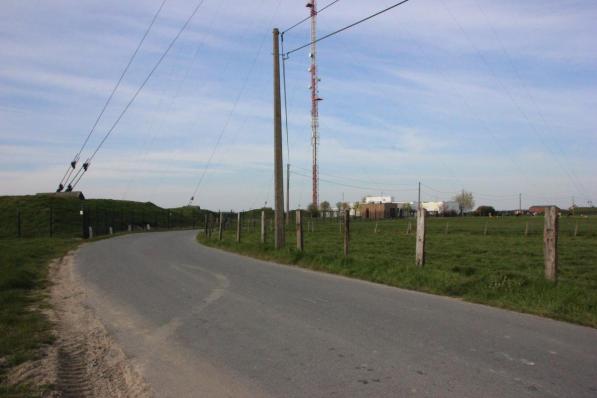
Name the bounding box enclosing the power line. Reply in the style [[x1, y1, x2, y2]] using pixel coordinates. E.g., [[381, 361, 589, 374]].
[[439, 0, 590, 200], [188, 0, 284, 205], [285, 0, 412, 56], [291, 170, 418, 193], [293, 165, 415, 188], [67, 0, 207, 191], [282, 0, 342, 34], [57, 0, 168, 191]]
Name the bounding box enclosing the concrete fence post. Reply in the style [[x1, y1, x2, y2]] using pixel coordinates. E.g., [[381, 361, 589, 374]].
[[343, 209, 350, 257], [261, 211, 266, 244], [406, 222, 412, 235], [416, 207, 427, 267], [236, 212, 242, 243], [218, 212, 223, 241], [109, 226, 113, 235], [88, 226, 93, 239], [296, 210, 303, 251], [524, 222, 529, 237], [544, 206, 559, 282], [574, 221, 579, 237]]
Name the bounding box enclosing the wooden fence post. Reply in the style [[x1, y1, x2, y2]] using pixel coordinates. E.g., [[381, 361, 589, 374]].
[[218, 212, 223, 241], [296, 210, 303, 251], [236, 212, 242, 243], [204, 214, 208, 236], [16, 209, 21, 238], [261, 211, 266, 244], [49, 207, 54, 237], [344, 209, 350, 257], [416, 207, 426, 267], [544, 206, 558, 282]]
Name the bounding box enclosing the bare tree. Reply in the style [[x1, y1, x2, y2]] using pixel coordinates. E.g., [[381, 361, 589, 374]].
[[453, 191, 475, 215], [307, 203, 319, 217]]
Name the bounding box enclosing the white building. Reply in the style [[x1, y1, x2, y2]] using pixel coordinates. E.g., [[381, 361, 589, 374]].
[[421, 201, 459, 215], [364, 196, 394, 204]]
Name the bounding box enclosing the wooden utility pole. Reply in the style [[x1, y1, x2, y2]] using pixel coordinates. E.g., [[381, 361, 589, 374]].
[[544, 206, 558, 282], [296, 210, 303, 251], [218, 212, 223, 241], [273, 28, 285, 249], [261, 210, 266, 244], [236, 212, 242, 243], [416, 207, 426, 267], [343, 209, 350, 257]]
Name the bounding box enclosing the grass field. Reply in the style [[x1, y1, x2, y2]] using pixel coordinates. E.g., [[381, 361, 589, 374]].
[[0, 238, 79, 397], [198, 214, 597, 327]]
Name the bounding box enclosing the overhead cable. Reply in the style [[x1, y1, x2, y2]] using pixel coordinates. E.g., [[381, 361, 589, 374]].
[[67, 0, 207, 191], [57, 0, 168, 192], [285, 0, 412, 56], [282, 0, 342, 34]]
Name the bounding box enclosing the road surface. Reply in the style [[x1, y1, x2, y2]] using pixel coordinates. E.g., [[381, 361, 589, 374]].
[[75, 230, 597, 397]]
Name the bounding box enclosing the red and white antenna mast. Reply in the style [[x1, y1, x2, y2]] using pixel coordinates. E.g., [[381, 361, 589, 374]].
[[307, 0, 321, 207]]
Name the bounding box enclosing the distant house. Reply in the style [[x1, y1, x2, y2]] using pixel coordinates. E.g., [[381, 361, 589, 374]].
[[360, 202, 399, 220], [529, 205, 559, 216]]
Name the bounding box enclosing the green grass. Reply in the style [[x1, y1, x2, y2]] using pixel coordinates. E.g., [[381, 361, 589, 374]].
[[0, 238, 79, 397], [0, 194, 213, 395], [199, 215, 597, 327]]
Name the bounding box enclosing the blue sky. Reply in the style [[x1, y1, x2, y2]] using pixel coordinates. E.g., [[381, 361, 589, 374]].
[[1, 0, 595, 210]]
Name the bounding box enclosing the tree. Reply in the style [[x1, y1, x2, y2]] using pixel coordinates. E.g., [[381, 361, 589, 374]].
[[320, 201, 331, 218], [340, 202, 350, 211], [453, 191, 475, 215], [336, 201, 342, 211], [307, 203, 319, 217], [475, 206, 496, 217], [402, 202, 412, 215]]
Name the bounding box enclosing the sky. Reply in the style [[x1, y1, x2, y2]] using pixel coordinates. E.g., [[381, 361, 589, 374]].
[[1, 0, 595, 211]]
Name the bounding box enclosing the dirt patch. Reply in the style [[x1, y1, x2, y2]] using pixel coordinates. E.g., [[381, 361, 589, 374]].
[[8, 253, 153, 397]]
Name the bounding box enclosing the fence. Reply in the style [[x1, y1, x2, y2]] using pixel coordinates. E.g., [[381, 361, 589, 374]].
[[201, 209, 597, 283], [0, 205, 206, 239]]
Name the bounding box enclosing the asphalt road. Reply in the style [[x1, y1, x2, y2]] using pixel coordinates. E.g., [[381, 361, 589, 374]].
[[75, 230, 597, 398]]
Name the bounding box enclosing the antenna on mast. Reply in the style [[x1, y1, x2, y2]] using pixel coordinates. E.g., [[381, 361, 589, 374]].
[[306, 0, 321, 208]]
